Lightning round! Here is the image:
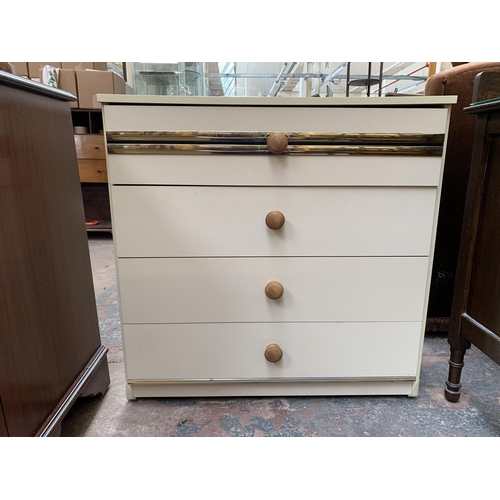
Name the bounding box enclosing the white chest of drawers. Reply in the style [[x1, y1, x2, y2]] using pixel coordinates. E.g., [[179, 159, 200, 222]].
[[98, 95, 455, 399]]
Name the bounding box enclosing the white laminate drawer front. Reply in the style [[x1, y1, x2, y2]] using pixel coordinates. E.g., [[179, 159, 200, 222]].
[[107, 154, 443, 187], [117, 257, 429, 324], [123, 322, 422, 381], [112, 185, 437, 258], [105, 105, 448, 134]]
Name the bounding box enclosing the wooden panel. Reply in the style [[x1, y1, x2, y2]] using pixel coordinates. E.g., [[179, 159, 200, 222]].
[[78, 159, 107, 183], [107, 154, 443, 187], [467, 137, 500, 333], [123, 322, 422, 380], [111, 185, 437, 258], [472, 72, 500, 103], [74, 134, 106, 159], [117, 257, 430, 324], [105, 105, 449, 134], [487, 114, 500, 135], [0, 400, 8, 437], [0, 82, 101, 436], [461, 314, 500, 366]]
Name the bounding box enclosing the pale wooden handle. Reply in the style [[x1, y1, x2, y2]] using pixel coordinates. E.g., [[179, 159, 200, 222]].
[[265, 343, 283, 363], [266, 133, 288, 154], [265, 210, 285, 230], [265, 280, 284, 299]]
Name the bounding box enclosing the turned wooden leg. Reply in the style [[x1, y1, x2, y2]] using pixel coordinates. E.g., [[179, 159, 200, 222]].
[[445, 348, 467, 402]]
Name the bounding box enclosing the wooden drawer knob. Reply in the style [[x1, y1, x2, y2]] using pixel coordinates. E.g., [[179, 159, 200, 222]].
[[265, 343, 283, 363], [266, 133, 288, 154], [265, 280, 284, 299], [265, 210, 285, 230]]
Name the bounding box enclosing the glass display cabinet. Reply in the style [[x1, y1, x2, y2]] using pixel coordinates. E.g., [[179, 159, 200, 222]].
[[130, 62, 205, 96]]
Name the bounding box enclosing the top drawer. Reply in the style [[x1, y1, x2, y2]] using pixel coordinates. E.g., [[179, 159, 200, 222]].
[[104, 105, 449, 135]]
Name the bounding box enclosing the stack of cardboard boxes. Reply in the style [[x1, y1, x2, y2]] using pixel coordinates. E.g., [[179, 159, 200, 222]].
[[10, 62, 126, 109]]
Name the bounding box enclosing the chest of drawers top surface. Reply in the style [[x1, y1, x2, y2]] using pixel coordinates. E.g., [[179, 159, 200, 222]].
[[97, 95, 456, 106]]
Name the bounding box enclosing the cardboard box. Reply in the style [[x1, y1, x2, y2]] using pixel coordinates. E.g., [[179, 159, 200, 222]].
[[76, 70, 126, 109], [61, 62, 94, 70], [37, 68, 78, 107], [11, 62, 29, 76], [28, 62, 60, 77], [58, 69, 78, 108], [93, 62, 108, 71]]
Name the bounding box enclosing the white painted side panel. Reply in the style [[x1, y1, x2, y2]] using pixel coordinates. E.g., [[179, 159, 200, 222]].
[[111, 185, 437, 258], [117, 257, 429, 324], [105, 105, 448, 134], [123, 322, 421, 380], [108, 154, 443, 187]]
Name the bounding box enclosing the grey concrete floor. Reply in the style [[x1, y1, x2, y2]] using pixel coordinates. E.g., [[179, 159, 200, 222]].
[[60, 233, 500, 437]]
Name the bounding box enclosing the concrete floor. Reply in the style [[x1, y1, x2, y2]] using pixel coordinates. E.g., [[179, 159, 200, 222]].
[[60, 233, 500, 437]]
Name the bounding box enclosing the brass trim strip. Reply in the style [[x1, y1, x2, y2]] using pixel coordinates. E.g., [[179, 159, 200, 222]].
[[107, 130, 445, 145], [128, 376, 416, 385], [108, 143, 443, 156]]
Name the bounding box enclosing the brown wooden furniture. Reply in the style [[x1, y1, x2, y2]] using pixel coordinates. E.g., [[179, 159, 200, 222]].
[[72, 109, 112, 232], [0, 71, 110, 436], [424, 62, 500, 333], [75, 134, 107, 180], [445, 72, 500, 402]]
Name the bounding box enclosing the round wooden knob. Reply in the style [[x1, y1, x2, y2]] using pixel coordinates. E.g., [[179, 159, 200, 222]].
[[266, 133, 288, 154], [265, 210, 285, 230], [265, 280, 284, 300], [265, 343, 283, 363]]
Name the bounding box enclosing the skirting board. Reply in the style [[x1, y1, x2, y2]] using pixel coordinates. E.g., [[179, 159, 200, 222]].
[[126, 380, 416, 399]]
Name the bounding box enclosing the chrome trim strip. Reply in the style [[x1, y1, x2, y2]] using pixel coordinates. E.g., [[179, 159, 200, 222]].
[[107, 130, 445, 145], [107, 143, 443, 156], [128, 376, 416, 385]]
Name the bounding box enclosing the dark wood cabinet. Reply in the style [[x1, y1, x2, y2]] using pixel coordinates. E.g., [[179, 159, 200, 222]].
[[445, 72, 500, 402], [0, 72, 110, 436]]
